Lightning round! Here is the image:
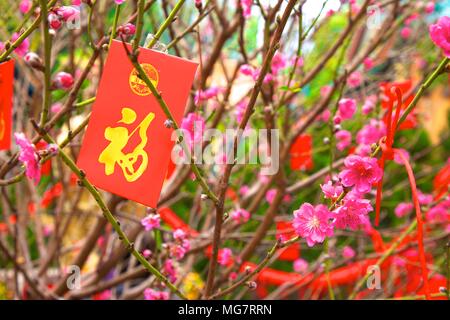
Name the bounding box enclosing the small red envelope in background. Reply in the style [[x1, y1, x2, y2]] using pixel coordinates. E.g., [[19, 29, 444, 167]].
[[77, 40, 198, 207], [290, 134, 313, 171], [0, 59, 14, 150]]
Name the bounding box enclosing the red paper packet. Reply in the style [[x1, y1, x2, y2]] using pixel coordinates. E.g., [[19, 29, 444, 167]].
[[77, 40, 198, 207], [0, 59, 14, 150]]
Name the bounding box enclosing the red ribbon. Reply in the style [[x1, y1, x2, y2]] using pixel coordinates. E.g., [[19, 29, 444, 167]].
[[374, 87, 430, 299]]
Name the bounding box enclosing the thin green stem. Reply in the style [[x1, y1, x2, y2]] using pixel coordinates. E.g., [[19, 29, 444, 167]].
[[396, 57, 449, 129], [128, 57, 219, 204], [38, 0, 52, 127], [146, 0, 186, 49], [324, 238, 335, 300], [109, 4, 122, 48], [133, 0, 146, 52], [34, 124, 187, 300]]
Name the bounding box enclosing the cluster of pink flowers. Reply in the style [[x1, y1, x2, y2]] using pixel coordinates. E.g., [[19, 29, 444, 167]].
[[48, 6, 80, 30], [240, 52, 288, 84], [356, 119, 386, 146], [293, 154, 383, 246], [15, 133, 42, 184], [218, 248, 233, 266], [320, 180, 343, 200], [140, 212, 161, 231], [168, 229, 190, 260], [230, 208, 250, 224], [180, 112, 205, 149], [395, 202, 414, 218], [336, 98, 356, 121], [240, 0, 252, 18], [163, 259, 177, 282], [429, 16, 450, 57], [333, 194, 373, 230], [143, 288, 169, 300], [339, 155, 382, 193], [194, 86, 222, 105]]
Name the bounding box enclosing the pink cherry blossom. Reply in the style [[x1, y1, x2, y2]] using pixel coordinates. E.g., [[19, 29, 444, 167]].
[[426, 204, 449, 223], [362, 95, 377, 115], [425, 2, 435, 14], [239, 64, 254, 76], [265, 189, 277, 204], [356, 119, 386, 145], [15, 133, 41, 184], [333, 196, 373, 230], [48, 12, 63, 30], [239, 185, 249, 196], [320, 109, 331, 122], [338, 155, 382, 193], [218, 248, 233, 266], [173, 228, 187, 241], [292, 203, 334, 247], [320, 181, 343, 200], [393, 148, 410, 165], [163, 259, 177, 282], [117, 23, 136, 36], [429, 16, 450, 57], [230, 208, 250, 224], [140, 213, 160, 231], [363, 57, 374, 70], [271, 53, 287, 75], [180, 113, 205, 148], [194, 86, 222, 105], [395, 202, 413, 218], [51, 103, 63, 114], [19, 0, 31, 14], [142, 249, 152, 258], [342, 246, 356, 258], [11, 33, 29, 56], [338, 98, 357, 120], [418, 191, 433, 206], [53, 72, 74, 90], [335, 130, 351, 151], [347, 71, 363, 88], [114, 0, 126, 4], [293, 258, 308, 274], [240, 0, 252, 19], [144, 288, 169, 300], [56, 6, 80, 22], [400, 27, 412, 39]]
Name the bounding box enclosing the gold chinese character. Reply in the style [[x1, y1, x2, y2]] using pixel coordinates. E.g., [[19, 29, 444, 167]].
[[98, 107, 155, 182]]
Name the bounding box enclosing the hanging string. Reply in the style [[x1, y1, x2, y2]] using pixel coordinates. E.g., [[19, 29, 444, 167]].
[[374, 86, 430, 299]]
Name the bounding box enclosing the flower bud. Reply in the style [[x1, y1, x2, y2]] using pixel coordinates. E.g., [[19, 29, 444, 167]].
[[24, 52, 44, 71], [48, 12, 63, 30], [53, 72, 74, 90], [56, 6, 80, 22], [164, 119, 174, 128], [117, 23, 136, 36]]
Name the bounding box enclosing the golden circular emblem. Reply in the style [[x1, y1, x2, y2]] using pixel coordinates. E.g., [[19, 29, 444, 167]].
[[129, 63, 159, 96]]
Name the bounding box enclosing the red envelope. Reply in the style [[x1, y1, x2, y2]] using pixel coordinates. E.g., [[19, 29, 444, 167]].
[[0, 59, 14, 150], [289, 134, 313, 171], [77, 40, 198, 207]]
